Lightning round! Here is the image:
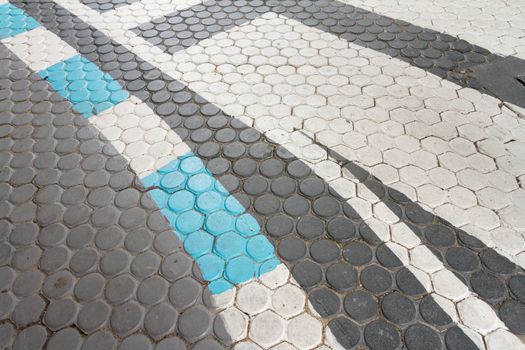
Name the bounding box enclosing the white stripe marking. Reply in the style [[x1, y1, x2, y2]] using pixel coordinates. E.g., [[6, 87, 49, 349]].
[[1, 26, 77, 71], [90, 95, 190, 177]]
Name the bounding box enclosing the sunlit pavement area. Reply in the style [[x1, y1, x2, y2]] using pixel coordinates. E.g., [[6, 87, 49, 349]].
[[1, 0, 525, 349]]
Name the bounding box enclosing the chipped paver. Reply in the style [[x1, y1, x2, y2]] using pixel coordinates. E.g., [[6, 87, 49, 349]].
[[1, 0, 525, 349]]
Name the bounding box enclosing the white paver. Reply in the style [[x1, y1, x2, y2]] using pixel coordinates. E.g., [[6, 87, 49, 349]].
[[89, 95, 190, 178], [1, 26, 77, 71]]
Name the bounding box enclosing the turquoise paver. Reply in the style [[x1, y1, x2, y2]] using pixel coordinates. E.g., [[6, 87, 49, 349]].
[[142, 152, 280, 294], [37, 55, 129, 118], [0, 3, 40, 39]]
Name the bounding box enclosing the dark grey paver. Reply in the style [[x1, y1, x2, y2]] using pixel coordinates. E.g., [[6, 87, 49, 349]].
[[309, 288, 341, 317], [144, 302, 178, 339], [155, 336, 187, 350], [470, 271, 506, 300], [77, 300, 111, 334], [118, 334, 153, 350], [364, 320, 400, 350], [419, 295, 453, 327], [499, 301, 525, 335], [11, 295, 45, 327], [12, 325, 47, 350], [111, 301, 145, 336], [360, 265, 393, 294], [81, 331, 117, 350], [405, 323, 442, 350], [381, 292, 415, 324], [178, 306, 212, 342], [105, 274, 137, 305], [343, 290, 377, 324], [444, 327, 479, 350], [47, 328, 83, 350], [5, 1, 525, 347]]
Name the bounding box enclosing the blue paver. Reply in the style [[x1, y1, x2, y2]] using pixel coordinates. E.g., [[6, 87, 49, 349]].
[[38, 55, 129, 117], [142, 153, 280, 294], [0, 3, 40, 39]]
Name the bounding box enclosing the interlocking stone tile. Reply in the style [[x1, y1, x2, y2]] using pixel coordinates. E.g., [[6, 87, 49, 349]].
[[38, 55, 129, 118], [5, 0, 525, 349], [0, 3, 40, 39]]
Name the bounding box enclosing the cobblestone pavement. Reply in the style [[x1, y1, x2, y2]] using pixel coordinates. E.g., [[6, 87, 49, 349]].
[[1, 0, 525, 349]]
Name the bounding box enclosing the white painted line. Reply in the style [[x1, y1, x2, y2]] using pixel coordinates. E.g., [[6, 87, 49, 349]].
[[90, 95, 190, 178], [1, 26, 78, 71]]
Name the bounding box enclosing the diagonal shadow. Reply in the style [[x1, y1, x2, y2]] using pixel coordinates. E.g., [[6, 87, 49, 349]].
[[12, 0, 525, 348]]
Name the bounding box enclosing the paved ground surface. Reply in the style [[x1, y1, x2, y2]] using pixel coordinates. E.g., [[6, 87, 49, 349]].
[[1, 0, 525, 349]]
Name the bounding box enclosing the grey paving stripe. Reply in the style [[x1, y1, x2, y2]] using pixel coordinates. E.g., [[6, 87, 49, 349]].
[[80, 0, 140, 13], [0, 43, 232, 349], [9, 0, 525, 348], [131, 0, 264, 55], [130, 0, 525, 109]]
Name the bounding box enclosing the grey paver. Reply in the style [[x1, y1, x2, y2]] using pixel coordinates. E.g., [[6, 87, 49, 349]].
[[47, 328, 83, 350], [405, 323, 442, 350], [470, 271, 506, 300], [155, 336, 187, 350], [0, 323, 14, 349], [11, 295, 45, 327], [499, 301, 525, 335], [444, 327, 480, 350], [12, 325, 47, 350], [70, 248, 99, 275], [169, 277, 202, 310], [77, 300, 111, 334], [364, 320, 400, 350], [419, 297, 452, 327], [74, 273, 105, 301], [105, 274, 137, 305], [326, 262, 358, 291], [381, 292, 416, 325], [44, 299, 78, 331], [360, 265, 393, 294], [12, 270, 44, 297], [100, 250, 131, 276], [111, 301, 144, 336], [3, 1, 525, 348], [343, 290, 377, 324], [509, 275, 525, 302], [178, 305, 212, 342], [81, 331, 117, 350], [137, 275, 168, 305], [309, 288, 341, 317], [343, 242, 373, 266], [144, 302, 178, 339], [118, 334, 153, 350]]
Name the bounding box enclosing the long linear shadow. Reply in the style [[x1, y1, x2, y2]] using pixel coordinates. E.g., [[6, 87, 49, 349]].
[[308, 130, 525, 334], [13, 0, 525, 348], [130, 0, 525, 109], [0, 43, 236, 348]]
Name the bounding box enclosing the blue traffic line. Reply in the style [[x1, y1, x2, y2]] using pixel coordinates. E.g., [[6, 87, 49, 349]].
[[38, 55, 129, 117], [142, 154, 280, 294], [0, 3, 40, 39]]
